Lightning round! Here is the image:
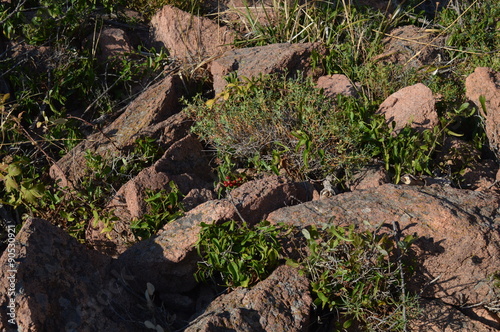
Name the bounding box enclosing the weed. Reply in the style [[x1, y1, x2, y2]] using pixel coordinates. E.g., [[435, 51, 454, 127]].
[[195, 220, 285, 288], [187, 74, 374, 183], [130, 183, 185, 240], [299, 222, 419, 331]]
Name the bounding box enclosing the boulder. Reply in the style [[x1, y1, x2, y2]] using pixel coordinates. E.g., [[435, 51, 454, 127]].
[[185, 265, 312, 332], [465, 67, 500, 153], [50, 75, 183, 187], [210, 42, 324, 94], [267, 184, 500, 330], [316, 74, 359, 99], [0, 218, 154, 332], [151, 5, 236, 62], [377, 83, 438, 133]]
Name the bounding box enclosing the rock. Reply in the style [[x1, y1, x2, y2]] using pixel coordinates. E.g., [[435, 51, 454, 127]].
[[373, 25, 446, 68], [182, 188, 216, 211], [227, 175, 316, 225], [0, 218, 154, 332], [348, 165, 390, 191], [185, 265, 312, 332], [151, 5, 236, 62], [95, 27, 132, 62], [267, 184, 500, 330], [377, 83, 438, 133], [113, 199, 238, 304], [87, 134, 214, 256], [210, 42, 324, 94], [465, 67, 500, 153], [316, 74, 359, 99], [50, 75, 183, 187]]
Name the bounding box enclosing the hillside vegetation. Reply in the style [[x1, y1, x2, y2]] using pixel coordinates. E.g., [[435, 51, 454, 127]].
[[0, 0, 499, 330]]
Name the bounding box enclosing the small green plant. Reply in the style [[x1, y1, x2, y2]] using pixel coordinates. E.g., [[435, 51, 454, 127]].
[[187, 74, 374, 183], [195, 220, 284, 288], [130, 183, 185, 240], [299, 222, 418, 331]]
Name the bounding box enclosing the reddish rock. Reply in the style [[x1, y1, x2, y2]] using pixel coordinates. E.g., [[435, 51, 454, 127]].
[[227, 175, 316, 225], [267, 184, 500, 330], [215, 0, 279, 33], [185, 265, 312, 332], [0, 218, 152, 332], [466, 67, 500, 152], [114, 199, 238, 297], [348, 165, 390, 191], [151, 5, 236, 62], [374, 25, 446, 68], [87, 134, 214, 256], [96, 27, 132, 62], [316, 74, 359, 98], [377, 83, 438, 133], [50, 75, 183, 187], [210, 42, 324, 94]]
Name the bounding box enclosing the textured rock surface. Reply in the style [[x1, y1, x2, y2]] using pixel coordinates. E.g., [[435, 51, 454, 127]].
[[151, 5, 236, 61], [377, 83, 438, 133], [0, 218, 152, 332], [228, 175, 316, 225], [185, 265, 312, 332], [210, 42, 324, 94], [50, 75, 183, 187], [466, 67, 500, 153], [348, 165, 390, 191], [267, 184, 500, 330], [316, 74, 359, 98], [96, 27, 132, 62]]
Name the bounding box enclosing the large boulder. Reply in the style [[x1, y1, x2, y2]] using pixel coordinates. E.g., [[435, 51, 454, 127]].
[[0, 218, 154, 332], [151, 5, 236, 62], [377, 83, 438, 133], [466, 67, 500, 154], [210, 42, 324, 94], [267, 184, 500, 331], [185, 265, 312, 332]]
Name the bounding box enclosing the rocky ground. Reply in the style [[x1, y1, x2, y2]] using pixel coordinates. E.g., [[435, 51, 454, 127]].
[[0, 1, 500, 331]]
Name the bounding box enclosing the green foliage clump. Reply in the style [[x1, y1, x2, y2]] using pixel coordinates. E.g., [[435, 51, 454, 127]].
[[195, 220, 284, 288], [187, 74, 374, 182], [130, 183, 185, 240], [300, 223, 419, 331]]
